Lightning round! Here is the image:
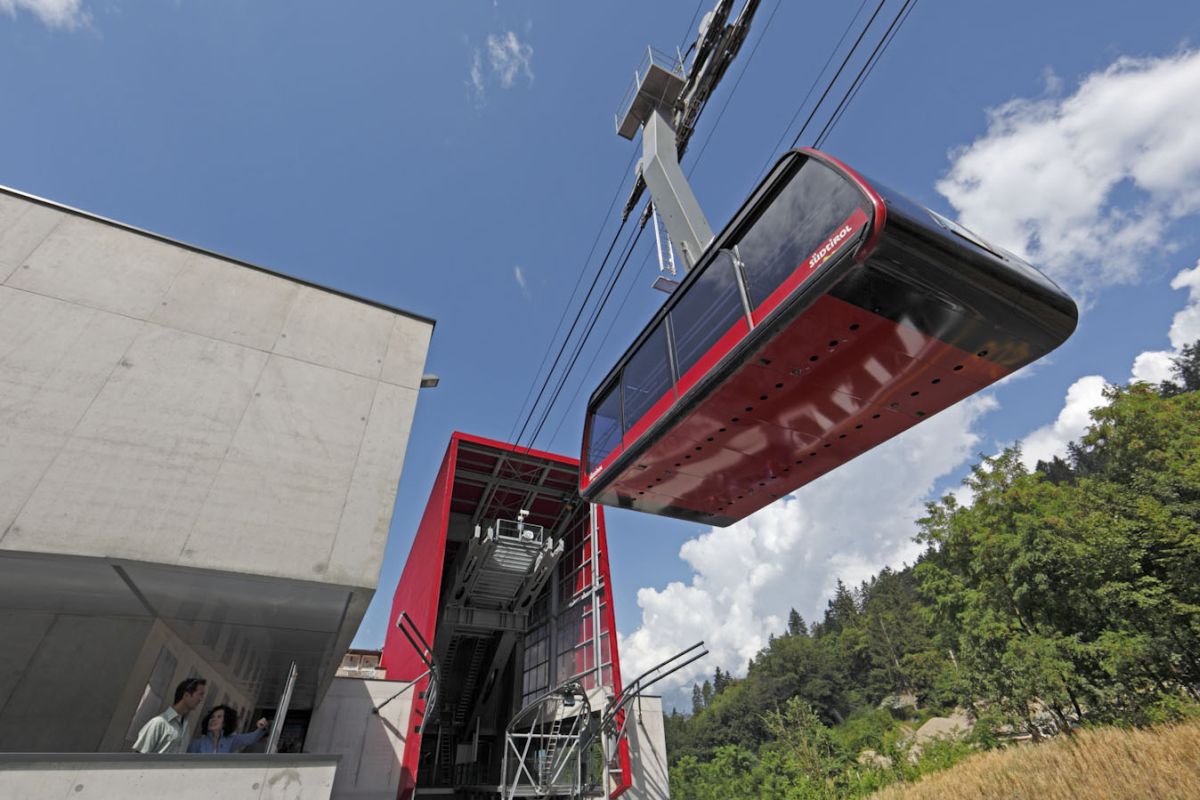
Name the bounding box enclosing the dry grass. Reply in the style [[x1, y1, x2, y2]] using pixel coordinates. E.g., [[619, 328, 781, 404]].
[[870, 720, 1200, 800]]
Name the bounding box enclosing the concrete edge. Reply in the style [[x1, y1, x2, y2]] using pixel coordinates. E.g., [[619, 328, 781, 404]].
[[0, 753, 341, 766], [0, 184, 437, 329]]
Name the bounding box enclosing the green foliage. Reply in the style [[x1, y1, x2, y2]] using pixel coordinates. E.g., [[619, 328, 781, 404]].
[[666, 347, 1200, 796]]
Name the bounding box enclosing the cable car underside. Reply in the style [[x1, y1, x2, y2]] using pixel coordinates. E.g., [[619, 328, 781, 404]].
[[580, 149, 1078, 526]]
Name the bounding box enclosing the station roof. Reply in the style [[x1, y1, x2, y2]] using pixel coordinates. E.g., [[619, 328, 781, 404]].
[[447, 433, 583, 536]]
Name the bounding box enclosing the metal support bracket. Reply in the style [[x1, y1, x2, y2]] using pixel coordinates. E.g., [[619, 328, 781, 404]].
[[641, 108, 714, 272]]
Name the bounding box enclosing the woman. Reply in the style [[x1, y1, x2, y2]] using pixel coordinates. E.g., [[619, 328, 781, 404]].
[[188, 705, 269, 753]]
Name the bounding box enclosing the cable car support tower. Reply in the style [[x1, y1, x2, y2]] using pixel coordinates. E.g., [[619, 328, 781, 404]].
[[617, 0, 760, 290]]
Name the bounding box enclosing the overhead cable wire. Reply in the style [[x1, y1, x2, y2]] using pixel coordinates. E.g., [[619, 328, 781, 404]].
[[527, 225, 647, 450], [679, 0, 708, 55], [685, 0, 783, 177], [541, 0, 775, 450], [511, 212, 633, 450], [813, 0, 919, 149], [545, 247, 657, 450], [753, 0, 872, 182], [506, 152, 638, 444], [526, 0, 922, 453], [512, 3, 715, 450], [788, 0, 889, 150]]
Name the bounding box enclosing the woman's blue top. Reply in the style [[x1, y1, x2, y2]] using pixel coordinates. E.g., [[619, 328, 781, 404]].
[[188, 727, 266, 754]]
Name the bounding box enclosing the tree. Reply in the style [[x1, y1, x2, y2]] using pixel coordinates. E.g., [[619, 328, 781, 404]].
[[1159, 340, 1200, 397], [822, 580, 859, 636], [714, 667, 731, 695], [917, 383, 1200, 728], [692, 683, 705, 716], [1034, 454, 1075, 484], [788, 608, 808, 637]]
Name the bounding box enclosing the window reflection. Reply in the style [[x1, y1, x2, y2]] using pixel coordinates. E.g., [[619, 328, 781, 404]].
[[737, 159, 865, 308]]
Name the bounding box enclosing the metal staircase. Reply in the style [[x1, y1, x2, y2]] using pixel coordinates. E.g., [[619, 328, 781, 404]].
[[453, 637, 490, 728]]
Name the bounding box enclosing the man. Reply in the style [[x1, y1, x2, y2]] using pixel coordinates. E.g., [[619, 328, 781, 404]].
[[132, 677, 207, 754]]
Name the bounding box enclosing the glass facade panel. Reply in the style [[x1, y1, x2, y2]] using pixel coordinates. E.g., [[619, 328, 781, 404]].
[[736, 158, 866, 308], [669, 249, 746, 380], [521, 592, 551, 707], [519, 509, 616, 704], [621, 323, 673, 434]]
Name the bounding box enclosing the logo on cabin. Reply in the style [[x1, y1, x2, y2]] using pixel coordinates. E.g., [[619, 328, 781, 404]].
[[807, 224, 854, 270], [588, 464, 605, 482]]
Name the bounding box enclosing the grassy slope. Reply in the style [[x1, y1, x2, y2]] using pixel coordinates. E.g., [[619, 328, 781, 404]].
[[870, 721, 1200, 800]]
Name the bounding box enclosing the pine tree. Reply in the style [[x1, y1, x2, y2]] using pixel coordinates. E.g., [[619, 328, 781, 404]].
[[714, 666, 731, 694], [691, 683, 705, 715], [822, 579, 859, 635], [787, 607, 808, 637], [1159, 340, 1200, 396]]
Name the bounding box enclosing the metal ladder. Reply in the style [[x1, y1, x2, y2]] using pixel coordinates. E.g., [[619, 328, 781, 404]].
[[434, 727, 455, 786], [539, 713, 564, 786]]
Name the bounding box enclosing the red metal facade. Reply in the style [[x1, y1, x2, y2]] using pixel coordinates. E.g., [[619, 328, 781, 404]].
[[381, 440, 456, 797], [382, 432, 631, 798]]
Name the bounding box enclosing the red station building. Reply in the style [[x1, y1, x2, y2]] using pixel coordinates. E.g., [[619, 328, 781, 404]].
[[380, 433, 663, 799]]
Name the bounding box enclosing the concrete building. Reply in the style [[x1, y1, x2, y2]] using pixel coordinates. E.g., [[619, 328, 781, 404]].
[[0, 183, 432, 761], [0, 186, 668, 799]]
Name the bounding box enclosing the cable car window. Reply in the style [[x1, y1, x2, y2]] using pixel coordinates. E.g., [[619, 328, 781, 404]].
[[621, 322, 673, 435], [736, 158, 867, 309], [669, 249, 746, 381], [585, 380, 622, 473]]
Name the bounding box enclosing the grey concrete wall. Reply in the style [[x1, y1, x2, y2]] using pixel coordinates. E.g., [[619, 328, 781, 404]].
[[0, 189, 433, 591], [0, 611, 152, 752], [625, 696, 670, 800], [0, 753, 338, 800], [304, 678, 414, 800]]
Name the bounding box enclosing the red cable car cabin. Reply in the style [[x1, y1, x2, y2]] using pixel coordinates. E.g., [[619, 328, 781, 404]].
[[580, 147, 1078, 526]]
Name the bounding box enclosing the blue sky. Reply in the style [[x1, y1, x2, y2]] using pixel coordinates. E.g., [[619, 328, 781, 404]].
[[4, 0, 1199, 706]]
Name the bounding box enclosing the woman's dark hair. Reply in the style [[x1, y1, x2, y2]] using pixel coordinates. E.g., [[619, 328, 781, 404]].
[[173, 677, 207, 703], [201, 704, 238, 737]]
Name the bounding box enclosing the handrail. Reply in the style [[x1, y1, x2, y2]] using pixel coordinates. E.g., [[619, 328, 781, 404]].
[[580, 642, 708, 755], [393, 611, 441, 729]]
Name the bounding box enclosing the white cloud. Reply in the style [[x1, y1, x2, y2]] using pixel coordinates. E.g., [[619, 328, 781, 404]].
[[1166, 264, 1200, 348], [619, 395, 997, 699], [469, 50, 485, 97], [1020, 259, 1200, 470], [487, 31, 534, 88], [0, 0, 87, 28], [514, 265, 530, 300], [1016, 375, 1108, 470], [1130, 260, 1200, 384], [1131, 351, 1175, 385], [467, 29, 534, 103], [938, 50, 1200, 293]]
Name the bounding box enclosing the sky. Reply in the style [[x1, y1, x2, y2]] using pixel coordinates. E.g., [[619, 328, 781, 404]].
[[3, 0, 1199, 709]]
